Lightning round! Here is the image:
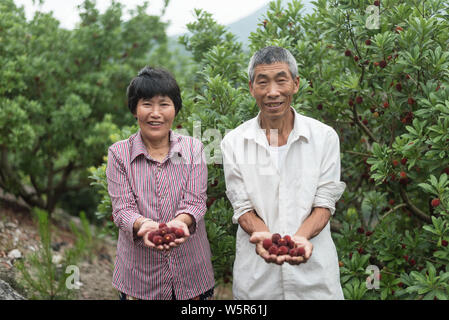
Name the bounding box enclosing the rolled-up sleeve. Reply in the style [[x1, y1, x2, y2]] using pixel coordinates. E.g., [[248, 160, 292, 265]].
[[106, 147, 143, 243], [175, 141, 208, 233], [312, 130, 346, 215], [221, 139, 254, 224]]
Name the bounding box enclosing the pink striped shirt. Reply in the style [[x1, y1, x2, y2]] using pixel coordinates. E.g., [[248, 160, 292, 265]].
[[106, 129, 215, 300]]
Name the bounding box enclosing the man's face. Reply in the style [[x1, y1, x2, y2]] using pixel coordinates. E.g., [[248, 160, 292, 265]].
[[249, 62, 300, 121]]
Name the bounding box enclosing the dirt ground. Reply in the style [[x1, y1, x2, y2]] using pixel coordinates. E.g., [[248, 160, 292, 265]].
[[0, 199, 232, 300]]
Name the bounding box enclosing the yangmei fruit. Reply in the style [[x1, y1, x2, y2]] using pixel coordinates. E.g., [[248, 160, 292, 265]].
[[153, 235, 163, 245], [174, 228, 185, 238], [263, 238, 273, 250], [278, 246, 289, 256], [431, 198, 441, 207], [268, 245, 279, 255], [271, 233, 282, 244], [163, 233, 175, 244], [297, 247, 306, 257]]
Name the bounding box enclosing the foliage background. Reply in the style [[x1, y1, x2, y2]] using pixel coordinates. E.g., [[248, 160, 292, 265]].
[[2, 0, 449, 299]]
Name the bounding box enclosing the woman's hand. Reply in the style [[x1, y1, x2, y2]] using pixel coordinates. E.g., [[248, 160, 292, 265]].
[[136, 219, 160, 249], [138, 216, 191, 251]]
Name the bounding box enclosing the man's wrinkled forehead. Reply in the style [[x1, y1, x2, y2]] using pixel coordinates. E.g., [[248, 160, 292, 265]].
[[253, 62, 293, 80]]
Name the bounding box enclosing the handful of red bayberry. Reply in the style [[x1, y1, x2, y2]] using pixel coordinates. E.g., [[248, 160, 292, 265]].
[[262, 233, 305, 257], [147, 223, 185, 246]]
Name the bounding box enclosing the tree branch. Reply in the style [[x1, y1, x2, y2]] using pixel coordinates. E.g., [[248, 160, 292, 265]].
[[399, 184, 431, 223]]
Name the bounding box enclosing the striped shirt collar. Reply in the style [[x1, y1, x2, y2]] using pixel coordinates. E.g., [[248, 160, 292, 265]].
[[130, 129, 185, 163]]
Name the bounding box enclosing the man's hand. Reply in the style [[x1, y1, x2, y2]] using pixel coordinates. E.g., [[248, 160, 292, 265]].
[[285, 235, 313, 265], [250, 232, 313, 266], [250, 231, 288, 265]]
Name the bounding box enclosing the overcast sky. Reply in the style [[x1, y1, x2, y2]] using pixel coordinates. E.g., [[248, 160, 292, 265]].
[[14, 0, 271, 36]]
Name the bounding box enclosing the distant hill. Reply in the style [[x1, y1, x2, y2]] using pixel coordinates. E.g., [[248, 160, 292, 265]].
[[226, 0, 314, 46], [169, 0, 315, 54]]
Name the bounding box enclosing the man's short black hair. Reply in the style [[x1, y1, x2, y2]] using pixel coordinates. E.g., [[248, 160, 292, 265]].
[[127, 66, 182, 115]]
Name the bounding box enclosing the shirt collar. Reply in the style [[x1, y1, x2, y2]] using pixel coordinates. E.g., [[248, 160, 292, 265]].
[[130, 129, 186, 163], [242, 107, 310, 145]]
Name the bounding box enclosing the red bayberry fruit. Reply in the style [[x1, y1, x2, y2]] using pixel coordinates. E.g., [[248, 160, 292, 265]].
[[297, 247, 306, 257], [365, 231, 373, 237], [396, 83, 403, 92], [356, 96, 363, 104], [357, 227, 365, 234], [268, 245, 279, 255], [263, 238, 273, 250], [389, 199, 395, 206], [393, 160, 399, 167], [278, 246, 289, 255], [153, 235, 163, 245], [272, 233, 281, 244], [383, 101, 389, 108], [159, 227, 169, 236], [443, 167, 449, 175], [317, 103, 323, 110], [362, 119, 369, 125], [348, 99, 354, 106], [374, 0, 380, 6], [403, 255, 409, 261], [354, 55, 359, 62], [401, 158, 408, 165], [287, 239, 295, 249], [159, 223, 167, 229], [163, 233, 175, 244], [442, 240, 448, 247], [400, 171, 407, 179], [345, 49, 352, 57], [174, 228, 185, 238], [365, 39, 372, 45], [409, 258, 416, 266], [289, 248, 298, 257], [277, 238, 287, 247], [379, 60, 387, 68], [431, 198, 441, 207], [148, 231, 157, 243]]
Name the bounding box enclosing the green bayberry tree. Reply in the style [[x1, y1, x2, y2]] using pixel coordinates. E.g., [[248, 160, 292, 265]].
[[0, 0, 182, 217]]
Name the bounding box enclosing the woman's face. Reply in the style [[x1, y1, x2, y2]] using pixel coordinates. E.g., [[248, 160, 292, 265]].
[[134, 95, 176, 144]]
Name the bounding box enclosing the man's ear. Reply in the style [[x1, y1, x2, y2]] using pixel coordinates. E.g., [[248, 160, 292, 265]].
[[293, 76, 300, 94], [248, 80, 255, 98]]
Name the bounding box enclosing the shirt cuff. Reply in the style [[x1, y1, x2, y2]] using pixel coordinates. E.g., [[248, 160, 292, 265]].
[[175, 211, 197, 235], [226, 190, 254, 224], [116, 210, 144, 244], [312, 181, 346, 215]]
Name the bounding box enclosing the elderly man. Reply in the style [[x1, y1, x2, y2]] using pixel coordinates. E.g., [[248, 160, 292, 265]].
[[221, 46, 346, 299]]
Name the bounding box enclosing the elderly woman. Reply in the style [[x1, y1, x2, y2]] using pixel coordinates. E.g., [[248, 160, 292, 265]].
[[106, 66, 215, 300]]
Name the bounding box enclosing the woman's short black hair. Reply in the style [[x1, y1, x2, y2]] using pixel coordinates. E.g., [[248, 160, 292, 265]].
[[127, 66, 182, 115]]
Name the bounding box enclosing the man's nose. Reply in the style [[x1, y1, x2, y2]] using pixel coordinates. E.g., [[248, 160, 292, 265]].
[[267, 84, 281, 98]]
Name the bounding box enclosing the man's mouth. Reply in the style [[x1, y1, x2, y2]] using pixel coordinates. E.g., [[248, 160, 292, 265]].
[[265, 102, 283, 109]]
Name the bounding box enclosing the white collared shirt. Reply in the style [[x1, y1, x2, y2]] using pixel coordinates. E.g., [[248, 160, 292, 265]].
[[221, 107, 346, 300]]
